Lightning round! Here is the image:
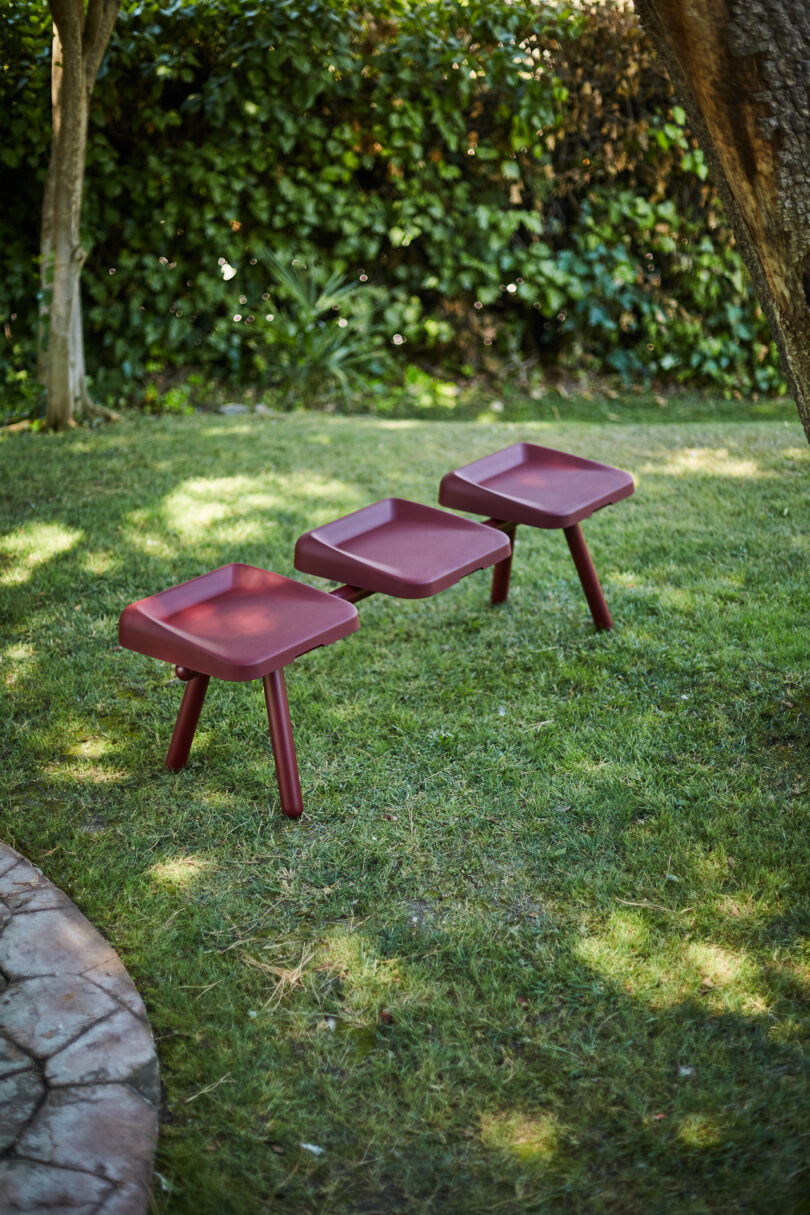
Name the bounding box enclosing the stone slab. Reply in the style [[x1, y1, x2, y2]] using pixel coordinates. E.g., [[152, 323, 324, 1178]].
[[0, 863, 43, 901], [0, 1159, 112, 1213], [15, 1084, 158, 1187], [0, 1068, 45, 1152], [0, 975, 117, 1058], [0, 907, 119, 980], [0, 1033, 33, 1079], [95, 1179, 155, 1215], [83, 957, 148, 1019], [5, 886, 72, 915], [45, 1008, 157, 1091], [0, 844, 25, 879], [0, 841, 159, 1212]]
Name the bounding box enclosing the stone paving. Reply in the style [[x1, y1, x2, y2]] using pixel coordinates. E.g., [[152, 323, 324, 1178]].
[[0, 842, 159, 1213]]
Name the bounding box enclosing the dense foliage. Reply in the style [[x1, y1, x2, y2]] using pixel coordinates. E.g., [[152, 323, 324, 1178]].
[[0, 0, 785, 408]]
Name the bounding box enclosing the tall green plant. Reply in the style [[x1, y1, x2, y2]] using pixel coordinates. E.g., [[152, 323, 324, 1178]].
[[251, 252, 383, 405]]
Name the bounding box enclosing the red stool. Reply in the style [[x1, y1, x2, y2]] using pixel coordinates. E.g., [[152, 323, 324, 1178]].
[[118, 563, 358, 817], [294, 498, 511, 600], [439, 443, 634, 629]]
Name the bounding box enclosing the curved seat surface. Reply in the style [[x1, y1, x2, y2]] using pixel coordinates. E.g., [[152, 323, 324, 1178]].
[[295, 498, 510, 599], [439, 443, 634, 529], [118, 563, 359, 680]]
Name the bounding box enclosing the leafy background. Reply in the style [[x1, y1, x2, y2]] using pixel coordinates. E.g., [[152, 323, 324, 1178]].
[[0, 0, 786, 409]]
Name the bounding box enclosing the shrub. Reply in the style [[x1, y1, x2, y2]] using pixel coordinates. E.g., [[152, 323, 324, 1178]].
[[0, 0, 786, 407]]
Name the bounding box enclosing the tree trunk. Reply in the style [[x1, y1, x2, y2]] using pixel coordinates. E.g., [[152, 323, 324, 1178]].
[[40, 1, 119, 431], [37, 31, 57, 393], [42, 20, 89, 431], [633, 0, 810, 442]]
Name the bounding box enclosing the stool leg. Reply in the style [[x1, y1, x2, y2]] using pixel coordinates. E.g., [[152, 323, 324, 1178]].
[[564, 523, 613, 631], [490, 524, 516, 605], [262, 669, 304, 819], [166, 671, 210, 771]]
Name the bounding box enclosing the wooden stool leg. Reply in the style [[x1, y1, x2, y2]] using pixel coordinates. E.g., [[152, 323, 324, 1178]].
[[563, 523, 613, 631], [263, 669, 304, 819], [490, 524, 516, 605], [166, 669, 210, 770]]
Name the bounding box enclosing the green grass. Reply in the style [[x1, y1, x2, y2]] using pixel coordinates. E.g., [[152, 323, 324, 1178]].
[[350, 380, 797, 428], [1, 409, 809, 1214]]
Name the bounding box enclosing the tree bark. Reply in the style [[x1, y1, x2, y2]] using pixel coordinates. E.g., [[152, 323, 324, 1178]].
[[633, 0, 810, 442], [40, 0, 119, 431]]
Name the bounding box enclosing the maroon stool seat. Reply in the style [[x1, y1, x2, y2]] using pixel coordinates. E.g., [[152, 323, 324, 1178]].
[[294, 498, 510, 599], [119, 564, 358, 817], [439, 443, 634, 629]]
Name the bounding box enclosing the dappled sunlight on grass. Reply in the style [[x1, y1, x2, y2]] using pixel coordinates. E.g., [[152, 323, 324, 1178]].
[[198, 423, 263, 439], [79, 550, 119, 576], [480, 1109, 563, 1162], [675, 1113, 725, 1149], [2, 642, 36, 687], [2, 414, 809, 1213], [714, 893, 758, 920], [372, 417, 506, 432], [575, 912, 770, 1016], [0, 521, 82, 586], [150, 854, 215, 891], [122, 470, 366, 559], [785, 530, 810, 556], [161, 476, 289, 538], [276, 469, 368, 515], [637, 446, 770, 480], [65, 736, 112, 760], [50, 761, 127, 784], [650, 580, 744, 611], [685, 942, 760, 1014], [318, 929, 405, 1003], [686, 941, 747, 988], [611, 570, 649, 590]]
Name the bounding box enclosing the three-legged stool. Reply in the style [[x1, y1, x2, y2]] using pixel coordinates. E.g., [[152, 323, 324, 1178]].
[[118, 563, 358, 817], [439, 443, 634, 629]]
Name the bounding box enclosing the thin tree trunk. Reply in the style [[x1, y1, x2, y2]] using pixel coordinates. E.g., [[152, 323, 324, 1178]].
[[41, 1, 119, 431], [37, 30, 58, 390], [42, 21, 87, 430], [68, 275, 92, 411], [634, 0, 810, 442]]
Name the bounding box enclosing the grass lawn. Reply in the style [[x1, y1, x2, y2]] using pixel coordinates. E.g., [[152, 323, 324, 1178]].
[[1, 407, 809, 1214]]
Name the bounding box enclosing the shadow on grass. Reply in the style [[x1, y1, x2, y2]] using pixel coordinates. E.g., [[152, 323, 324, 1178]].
[[1, 414, 809, 1213]]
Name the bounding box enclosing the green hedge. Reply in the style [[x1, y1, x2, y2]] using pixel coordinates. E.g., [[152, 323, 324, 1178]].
[[0, 0, 785, 406]]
